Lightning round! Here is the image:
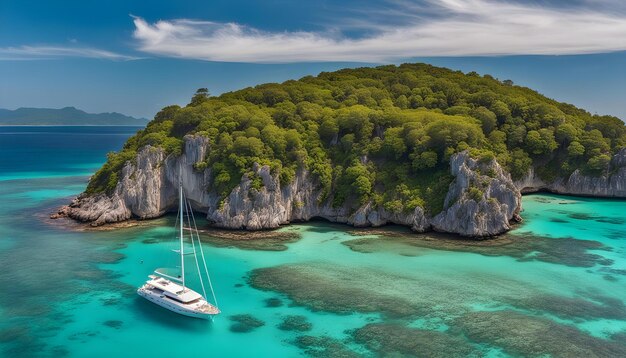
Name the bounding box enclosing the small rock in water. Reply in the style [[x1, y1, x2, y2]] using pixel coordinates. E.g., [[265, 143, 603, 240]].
[[278, 315, 312, 332], [293, 335, 360, 357], [264, 297, 283, 307], [228, 314, 265, 333], [603, 275, 617, 282], [103, 320, 123, 329]]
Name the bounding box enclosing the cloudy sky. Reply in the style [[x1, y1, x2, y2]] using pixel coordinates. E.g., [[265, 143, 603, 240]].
[[1, 0, 625, 119]]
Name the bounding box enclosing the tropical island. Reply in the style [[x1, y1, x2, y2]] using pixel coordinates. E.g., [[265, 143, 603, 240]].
[[0, 106, 147, 126], [55, 63, 626, 236]]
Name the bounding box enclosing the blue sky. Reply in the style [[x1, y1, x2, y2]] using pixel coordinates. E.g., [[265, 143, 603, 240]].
[[1, 0, 625, 119]]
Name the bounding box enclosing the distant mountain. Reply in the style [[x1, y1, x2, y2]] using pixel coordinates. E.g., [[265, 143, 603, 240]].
[[0, 107, 148, 125]]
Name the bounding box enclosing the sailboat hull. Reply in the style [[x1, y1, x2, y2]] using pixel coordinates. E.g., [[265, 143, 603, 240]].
[[137, 284, 219, 320]]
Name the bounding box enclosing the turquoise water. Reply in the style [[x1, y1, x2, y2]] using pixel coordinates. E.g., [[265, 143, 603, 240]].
[[0, 126, 624, 357]]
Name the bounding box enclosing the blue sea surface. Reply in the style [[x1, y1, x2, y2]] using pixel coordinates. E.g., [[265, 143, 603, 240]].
[[0, 126, 624, 357]]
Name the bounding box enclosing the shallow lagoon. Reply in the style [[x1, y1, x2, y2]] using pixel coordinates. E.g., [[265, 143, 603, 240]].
[[0, 127, 624, 357]]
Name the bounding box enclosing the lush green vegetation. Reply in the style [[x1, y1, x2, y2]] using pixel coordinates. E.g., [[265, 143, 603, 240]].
[[87, 63, 626, 215]]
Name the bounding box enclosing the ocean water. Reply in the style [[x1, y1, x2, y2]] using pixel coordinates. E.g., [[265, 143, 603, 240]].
[[0, 126, 624, 357]]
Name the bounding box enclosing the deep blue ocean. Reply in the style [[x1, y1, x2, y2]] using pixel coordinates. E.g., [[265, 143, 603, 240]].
[[0, 126, 624, 357]]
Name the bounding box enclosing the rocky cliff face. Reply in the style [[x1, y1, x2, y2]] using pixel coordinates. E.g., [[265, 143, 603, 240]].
[[56, 136, 532, 237], [431, 153, 521, 236], [515, 149, 626, 197]]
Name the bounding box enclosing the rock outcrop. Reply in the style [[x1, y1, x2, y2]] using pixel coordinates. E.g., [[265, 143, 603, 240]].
[[65, 135, 626, 237], [431, 152, 521, 236], [515, 149, 626, 198]]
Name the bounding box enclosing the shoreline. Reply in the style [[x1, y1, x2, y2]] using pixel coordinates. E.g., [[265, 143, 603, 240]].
[[50, 189, 626, 236], [47, 207, 521, 240]]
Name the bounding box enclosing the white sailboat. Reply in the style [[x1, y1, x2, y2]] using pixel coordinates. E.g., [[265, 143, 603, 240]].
[[137, 178, 220, 319]]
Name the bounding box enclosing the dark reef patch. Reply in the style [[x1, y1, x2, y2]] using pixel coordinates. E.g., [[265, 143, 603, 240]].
[[603, 230, 626, 240], [91, 251, 125, 264], [352, 323, 479, 358], [343, 230, 612, 268], [198, 228, 301, 251], [278, 315, 312, 332], [2, 303, 52, 318], [454, 310, 626, 358], [103, 320, 123, 329], [249, 264, 423, 318], [72, 268, 113, 281], [247, 263, 535, 320], [100, 297, 120, 306], [611, 331, 626, 343], [599, 267, 626, 276], [67, 330, 100, 343], [0, 325, 29, 342], [264, 297, 283, 308], [141, 237, 166, 244], [529, 196, 556, 203], [228, 314, 265, 333], [293, 335, 360, 358], [509, 294, 626, 320], [49, 345, 69, 357], [562, 212, 625, 225]]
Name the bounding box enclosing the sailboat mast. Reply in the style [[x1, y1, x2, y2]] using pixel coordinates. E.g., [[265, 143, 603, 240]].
[[179, 177, 185, 289]]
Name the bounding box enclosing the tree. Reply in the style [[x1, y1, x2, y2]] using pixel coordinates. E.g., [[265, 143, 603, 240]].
[[412, 150, 438, 170], [383, 127, 407, 159], [490, 100, 511, 123], [567, 141, 585, 157], [189, 88, 210, 106], [319, 119, 338, 144], [525, 129, 557, 155], [472, 107, 497, 134], [555, 123, 578, 144], [587, 154, 611, 171], [509, 149, 532, 179]]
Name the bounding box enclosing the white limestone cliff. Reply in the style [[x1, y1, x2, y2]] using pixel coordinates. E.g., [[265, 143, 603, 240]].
[[56, 136, 625, 237]]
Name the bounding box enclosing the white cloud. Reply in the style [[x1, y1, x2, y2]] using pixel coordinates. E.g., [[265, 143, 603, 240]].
[[132, 0, 626, 63], [0, 45, 140, 61]]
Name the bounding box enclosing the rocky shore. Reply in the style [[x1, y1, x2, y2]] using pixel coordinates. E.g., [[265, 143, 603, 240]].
[[52, 135, 626, 237]]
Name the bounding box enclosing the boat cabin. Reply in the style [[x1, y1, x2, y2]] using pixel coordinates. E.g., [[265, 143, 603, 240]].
[[146, 276, 203, 303]]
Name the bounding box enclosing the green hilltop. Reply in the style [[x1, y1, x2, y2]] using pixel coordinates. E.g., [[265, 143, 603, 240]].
[[87, 63, 626, 216]]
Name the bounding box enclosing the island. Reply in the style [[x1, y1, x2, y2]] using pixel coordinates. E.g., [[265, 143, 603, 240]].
[[0, 107, 148, 126], [54, 63, 626, 236]]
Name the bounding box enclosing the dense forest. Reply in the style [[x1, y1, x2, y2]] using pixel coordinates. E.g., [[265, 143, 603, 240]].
[[87, 63, 626, 216]]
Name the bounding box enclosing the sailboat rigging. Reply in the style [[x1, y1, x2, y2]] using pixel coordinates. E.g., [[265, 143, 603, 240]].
[[137, 176, 220, 319]]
